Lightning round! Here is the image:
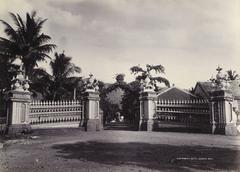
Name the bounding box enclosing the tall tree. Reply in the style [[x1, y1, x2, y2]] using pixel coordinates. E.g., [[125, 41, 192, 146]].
[[0, 57, 18, 92], [0, 11, 56, 77], [0, 57, 18, 116], [121, 81, 141, 124], [46, 52, 81, 100], [130, 64, 170, 91]]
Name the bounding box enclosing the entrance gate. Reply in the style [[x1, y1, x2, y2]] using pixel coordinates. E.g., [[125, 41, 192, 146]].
[[3, 71, 239, 135], [100, 75, 140, 130]]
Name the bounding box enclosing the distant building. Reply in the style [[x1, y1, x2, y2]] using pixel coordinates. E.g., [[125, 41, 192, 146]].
[[193, 80, 240, 110], [157, 86, 198, 100]]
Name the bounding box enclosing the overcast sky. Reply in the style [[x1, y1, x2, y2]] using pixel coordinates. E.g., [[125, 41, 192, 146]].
[[1, 0, 240, 89]]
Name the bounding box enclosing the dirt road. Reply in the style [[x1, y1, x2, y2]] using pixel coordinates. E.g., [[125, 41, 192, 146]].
[[0, 129, 240, 172]]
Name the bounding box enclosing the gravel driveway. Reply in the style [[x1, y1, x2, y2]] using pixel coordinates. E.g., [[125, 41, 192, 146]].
[[0, 129, 240, 172]]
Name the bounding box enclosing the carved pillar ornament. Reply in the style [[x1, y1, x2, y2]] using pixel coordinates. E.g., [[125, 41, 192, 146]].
[[141, 75, 154, 92], [11, 63, 30, 92], [83, 74, 99, 92], [210, 66, 230, 90]]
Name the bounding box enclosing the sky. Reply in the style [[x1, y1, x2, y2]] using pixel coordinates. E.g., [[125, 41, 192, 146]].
[[0, 0, 240, 89]]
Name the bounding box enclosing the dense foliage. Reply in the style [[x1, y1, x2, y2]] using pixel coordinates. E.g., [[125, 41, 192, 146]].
[[0, 12, 82, 101]]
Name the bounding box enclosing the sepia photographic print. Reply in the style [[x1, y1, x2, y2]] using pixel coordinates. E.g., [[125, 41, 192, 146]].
[[0, 0, 240, 171]]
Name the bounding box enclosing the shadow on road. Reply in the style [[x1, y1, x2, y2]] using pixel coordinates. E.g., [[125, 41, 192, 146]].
[[52, 141, 240, 171]]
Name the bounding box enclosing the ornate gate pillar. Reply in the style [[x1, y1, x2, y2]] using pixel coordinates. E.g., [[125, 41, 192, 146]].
[[83, 74, 101, 131], [6, 67, 32, 135], [210, 90, 238, 135], [209, 66, 238, 135], [139, 88, 157, 131]]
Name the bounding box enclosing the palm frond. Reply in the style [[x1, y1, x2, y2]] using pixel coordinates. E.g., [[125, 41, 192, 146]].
[[34, 34, 51, 45], [31, 11, 37, 18], [130, 66, 144, 74], [36, 44, 56, 53], [0, 20, 18, 41], [151, 76, 170, 87], [9, 13, 22, 29], [147, 64, 165, 73]]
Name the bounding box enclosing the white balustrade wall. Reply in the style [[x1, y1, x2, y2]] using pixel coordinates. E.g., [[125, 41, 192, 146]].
[[29, 100, 84, 125], [156, 99, 209, 114], [155, 99, 210, 126]]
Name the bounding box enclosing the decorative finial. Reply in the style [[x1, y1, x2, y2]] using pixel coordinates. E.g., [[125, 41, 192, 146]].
[[216, 66, 222, 72], [210, 66, 229, 90], [83, 74, 99, 91]]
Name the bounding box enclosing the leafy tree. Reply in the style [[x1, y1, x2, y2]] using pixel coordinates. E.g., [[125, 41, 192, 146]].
[[0, 57, 18, 92], [0, 57, 18, 116], [121, 81, 141, 125], [120, 64, 170, 126], [0, 11, 56, 77], [98, 75, 129, 125], [115, 73, 125, 83], [130, 64, 170, 91]]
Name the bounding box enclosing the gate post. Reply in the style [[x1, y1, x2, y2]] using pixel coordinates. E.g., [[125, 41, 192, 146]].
[[139, 89, 157, 131], [209, 90, 238, 135], [6, 68, 32, 135], [83, 90, 101, 131], [83, 74, 101, 131]]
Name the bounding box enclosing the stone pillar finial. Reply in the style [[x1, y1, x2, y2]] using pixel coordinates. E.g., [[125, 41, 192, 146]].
[[11, 62, 30, 92], [83, 74, 99, 92], [210, 66, 229, 90]]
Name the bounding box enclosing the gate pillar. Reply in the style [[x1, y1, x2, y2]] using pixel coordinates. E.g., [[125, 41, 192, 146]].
[[209, 90, 238, 135], [139, 89, 157, 131], [6, 67, 32, 135], [83, 90, 101, 131]]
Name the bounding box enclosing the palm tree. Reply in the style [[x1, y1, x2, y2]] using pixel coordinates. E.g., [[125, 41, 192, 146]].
[[0, 11, 56, 77], [30, 67, 52, 98], [31, 52, 81, 100], [49, 52, 81, 100]]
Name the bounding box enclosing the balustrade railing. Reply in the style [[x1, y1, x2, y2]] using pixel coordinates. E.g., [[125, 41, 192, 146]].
[[156, 99, 209, 115], [29, 100, 84, 125], [155, 99, 210, 126]]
